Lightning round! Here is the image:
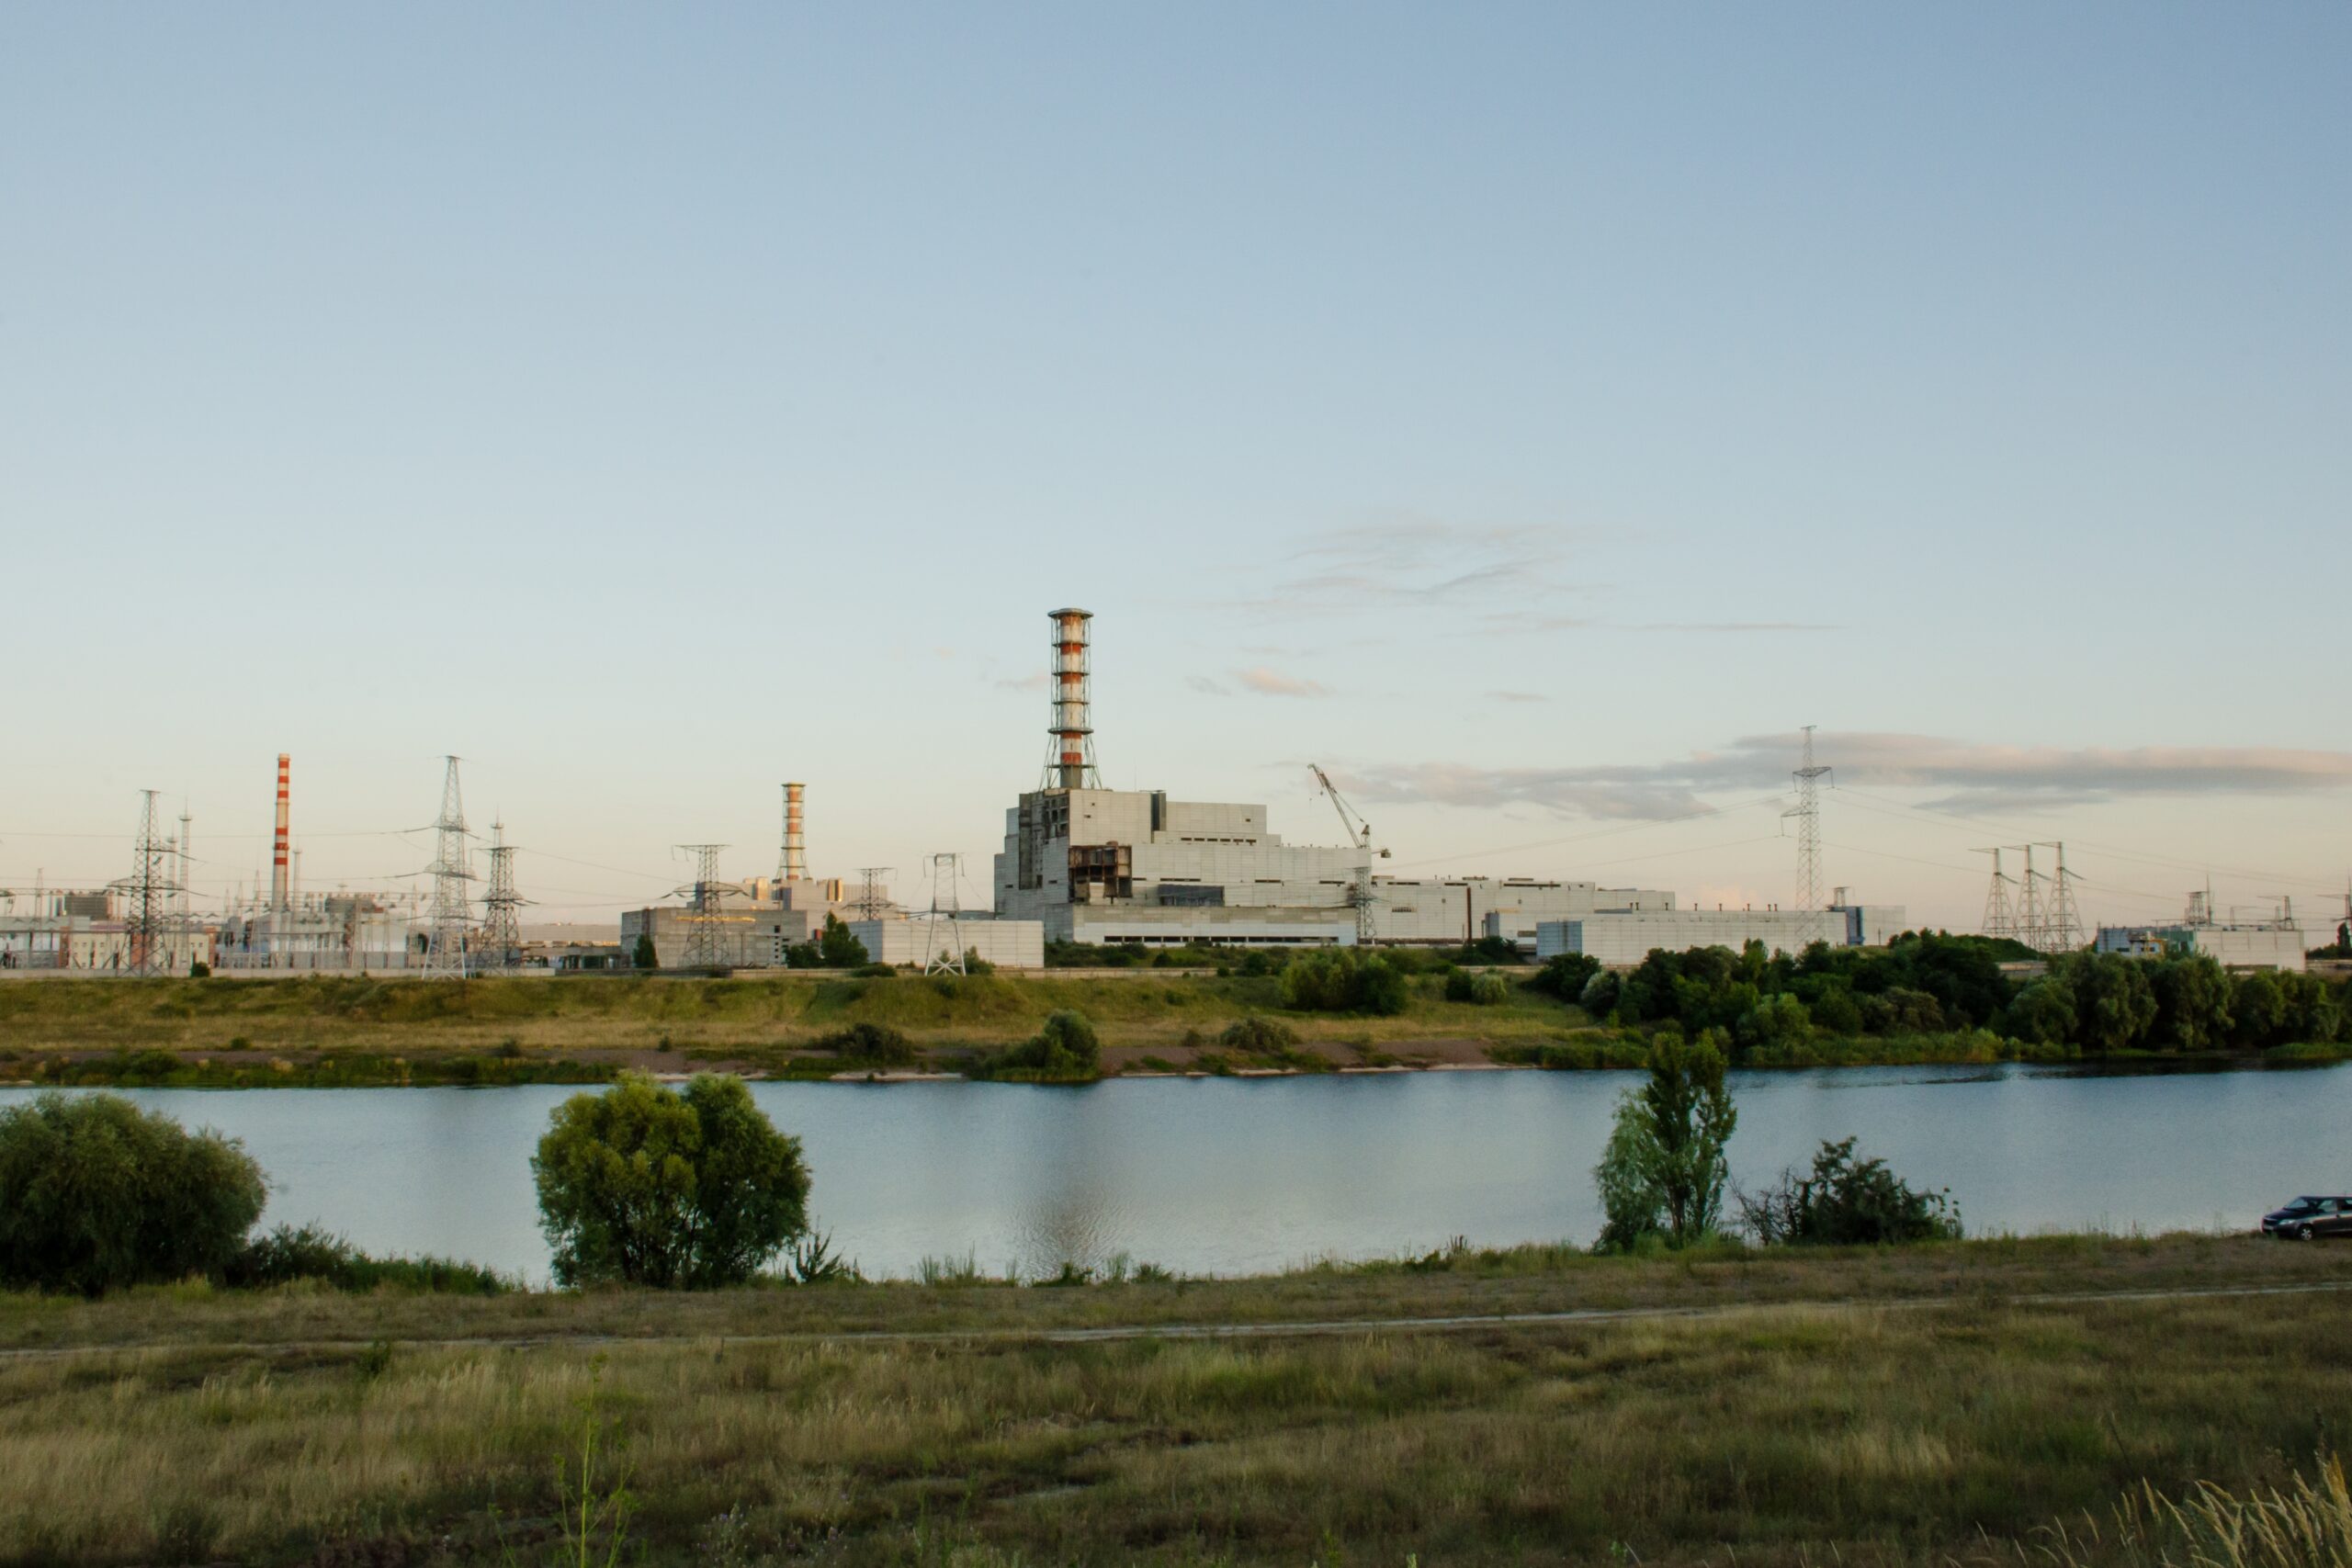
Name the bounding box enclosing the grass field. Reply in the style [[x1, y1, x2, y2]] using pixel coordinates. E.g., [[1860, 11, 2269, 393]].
[[4, 1235, 2350, 1566]]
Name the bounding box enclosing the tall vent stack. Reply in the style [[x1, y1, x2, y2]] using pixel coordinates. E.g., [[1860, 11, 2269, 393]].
[[1045, 608, 1101, 790], [271, 753, 291, 912], [783, 783, 807, 883]]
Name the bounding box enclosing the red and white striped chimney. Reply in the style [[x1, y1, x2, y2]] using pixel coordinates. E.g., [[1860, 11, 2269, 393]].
[[271, 753, 291, 913], [783, 782, 807, 882], [1046, 608, 1098, 790]]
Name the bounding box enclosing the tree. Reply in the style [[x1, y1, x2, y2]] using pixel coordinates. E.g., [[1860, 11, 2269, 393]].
[[989, 1010, 1102, 1080], [2060, 953, 2157, 1054], [1738, 1137, 1962, 1246], [2230, 970, 2287, 1049], [1280, 949, 1408, 1015], [532, 1073, 811, 1289], [631, 933, 657, 970], [2151, 955, 2233, 1051], [2004, 977, 2076, 1047], [0, 1092, 266, 1295], [1529, 952, 1602, 1000], [1738, 993, 1811, 1052], [1593, 1032, 1737, 1250], [818, 913, 869, 968]]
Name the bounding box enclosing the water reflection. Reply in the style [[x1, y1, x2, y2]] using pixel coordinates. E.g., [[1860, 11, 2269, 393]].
[[4, 1060, 2344, 1283]]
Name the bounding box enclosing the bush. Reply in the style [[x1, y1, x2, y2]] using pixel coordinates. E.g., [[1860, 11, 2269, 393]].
[[989, 1010, 1102, 1081], [532, 1073, 812, 1289], [0, 1091, 267, 1295], [852, 962, 898, 978], [818, 913, 869, 968], [1738, 1137, 1962, 1246], [225, 1223, 509, 1294], [1530, 952, 1602, 1000], [1282, 949, 1409, 1015], [1218, 1015, 1301, 1055], [814, 1021, 915, 1066]]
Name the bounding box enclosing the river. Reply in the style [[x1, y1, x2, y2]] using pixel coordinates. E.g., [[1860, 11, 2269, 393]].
[[5, 1062, 2344, 1281]]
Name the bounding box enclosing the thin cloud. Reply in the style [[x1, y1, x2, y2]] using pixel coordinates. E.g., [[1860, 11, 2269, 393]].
[[1232, 514, 1589, 619], [994, 672, 1047, 692], [1234, 666, 1333, 698], [1186, 675, 1231, 696], [1342, 732, 2352, 820], [1487, 691, 1549, 705]]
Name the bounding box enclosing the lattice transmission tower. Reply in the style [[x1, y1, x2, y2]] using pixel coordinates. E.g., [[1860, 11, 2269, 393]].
[[2041, 841, 2085, 953], [478, 818, 526, 971], [120, 789, 181, 975], [853, 868, 894, 921], [2015, 844, 2045, 953], [922, 853, 965, 976], [1783, 726, 1833, 910], [677, 843, 729, 970], [1976, 847, 2017, 941], [423, 756, 474, 978]]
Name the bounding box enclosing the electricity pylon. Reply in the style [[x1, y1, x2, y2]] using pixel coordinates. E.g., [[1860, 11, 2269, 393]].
[[423, 756, 474, 978], [922, 853, 964, 976], [1783, 726, 1832, 910]]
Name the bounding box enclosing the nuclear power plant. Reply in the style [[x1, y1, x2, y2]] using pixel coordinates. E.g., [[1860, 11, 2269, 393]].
[[12, 603, 2332, 979]]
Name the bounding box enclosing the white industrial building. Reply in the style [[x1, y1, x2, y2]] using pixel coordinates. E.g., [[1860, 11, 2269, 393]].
[[991, 610, 1672, 949], [849, 917, 1045, 970], [2097, 894, 2308, 972], [1536, 902, 1906, 967]]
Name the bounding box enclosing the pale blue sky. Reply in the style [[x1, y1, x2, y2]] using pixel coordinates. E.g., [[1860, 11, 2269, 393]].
[[4, 5, 2346, 930]]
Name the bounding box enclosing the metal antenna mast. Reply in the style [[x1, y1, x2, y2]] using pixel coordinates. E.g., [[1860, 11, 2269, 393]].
[[1975, 847, 2016, 940], [853, 868, 894, 921], [479, 819, 526, 971], [677, 843, 729, 970], [922, 852, 965, 976], [1783, 726, 1833, 910], [121, 790, 180, 975], [2041, 841, 2084, 953], [423, 756, 474, 978]]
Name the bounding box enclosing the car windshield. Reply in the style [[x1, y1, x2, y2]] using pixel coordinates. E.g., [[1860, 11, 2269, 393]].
[[2284, 1198, 2324, 1213]]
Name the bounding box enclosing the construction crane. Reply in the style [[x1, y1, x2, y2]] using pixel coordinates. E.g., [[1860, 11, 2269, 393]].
[[1308, 763, 1388, 946]]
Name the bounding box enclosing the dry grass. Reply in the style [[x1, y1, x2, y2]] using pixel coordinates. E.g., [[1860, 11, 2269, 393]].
[[3, 1236, 2351, 1565]]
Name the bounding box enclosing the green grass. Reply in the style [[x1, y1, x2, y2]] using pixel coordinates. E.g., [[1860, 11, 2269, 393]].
[[3, 1235, 2348, 1565]]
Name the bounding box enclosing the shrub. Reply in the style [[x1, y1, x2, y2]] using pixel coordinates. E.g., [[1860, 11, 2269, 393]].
[[851, 962, 897, 978], [1282, 949, 1409, 1015], [1218, 1015, 1300, 1055], [990, 1010, 1102, 1081], [532, 1073, 811, 1289], [1738, 1137, 1962, 1246], [814, 1021, 915, 1066], [632, 933, 657, 969], [817, 913, 869, 968], [0, 1091, 267, 1295], [1530, 952, 1602, 1000], [961, 948, 996, 976], [225, 1223, 509, 1294]]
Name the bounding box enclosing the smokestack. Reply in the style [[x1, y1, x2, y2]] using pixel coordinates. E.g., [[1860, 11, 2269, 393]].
[[1046, 607, 1098, 791], [783, 783, 807, 882], [271, 753, 291, 912]]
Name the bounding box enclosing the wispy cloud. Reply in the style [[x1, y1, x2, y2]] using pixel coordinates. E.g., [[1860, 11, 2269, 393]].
[[1487, 691, 1549, 705], [994, 672, 1047, 692], [1186, 675, 1231, 696], [1234, 666, 1333, 698], [1341, 733, 2352, 820], [1227, 514, 1586, 621]]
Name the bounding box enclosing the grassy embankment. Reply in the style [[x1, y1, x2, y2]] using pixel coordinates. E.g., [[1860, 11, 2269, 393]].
[[4, 1233, 2349, 1565], [1, 974, 2338, 1088]]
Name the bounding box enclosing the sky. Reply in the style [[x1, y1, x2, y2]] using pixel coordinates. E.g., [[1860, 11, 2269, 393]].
[[3, 4, 2347, 933]]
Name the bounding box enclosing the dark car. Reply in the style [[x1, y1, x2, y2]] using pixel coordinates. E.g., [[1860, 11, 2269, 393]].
[[2260, 1196, 2352, 1240]]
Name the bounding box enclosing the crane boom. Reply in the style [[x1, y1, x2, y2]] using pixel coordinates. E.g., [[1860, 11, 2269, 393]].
[[1308, 763, 1386, 945]]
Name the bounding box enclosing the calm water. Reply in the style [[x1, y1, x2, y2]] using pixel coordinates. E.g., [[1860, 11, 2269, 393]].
[[6, 1063, 2345, 1282]]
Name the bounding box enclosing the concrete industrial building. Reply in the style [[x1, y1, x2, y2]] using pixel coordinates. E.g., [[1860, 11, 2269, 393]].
[[991, 609, 1675, 949], [2097, 893, 2308, 972], [849, 918, 1045, 970], [1536, 901, 1907, 967]]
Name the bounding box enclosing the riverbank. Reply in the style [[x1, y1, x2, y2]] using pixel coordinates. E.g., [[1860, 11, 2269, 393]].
[[5, 974, 2343, 1087], [6, 1233, 2348, 1564]]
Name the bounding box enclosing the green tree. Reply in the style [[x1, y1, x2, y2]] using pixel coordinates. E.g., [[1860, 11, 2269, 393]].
[[631, 933, 657, 970], [2151, 955, 2233, 1051], [991, 1010, 1102, 1080], [0, 1092, 266, 1295], [1530, 952, 1602, 1001], [1281, 949, 1408, 1015], [818, 913, 869, 968], [2060, 953, 2157, 1054], [1738, 992, 1811, 1052], [2230, 970, 2287, 1049], [1593, 1032, 1737, 1250], [2004, 977, 2077, 1047], [532, 1073, 811, 1289]]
